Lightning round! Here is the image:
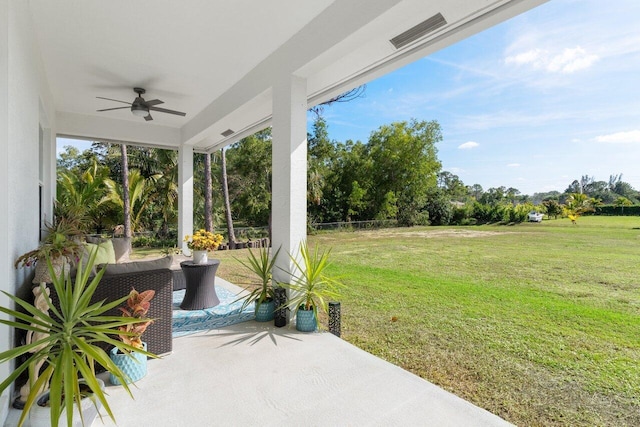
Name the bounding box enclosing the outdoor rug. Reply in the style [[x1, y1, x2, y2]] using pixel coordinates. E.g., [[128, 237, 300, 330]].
[[172, 286, 255, 337]]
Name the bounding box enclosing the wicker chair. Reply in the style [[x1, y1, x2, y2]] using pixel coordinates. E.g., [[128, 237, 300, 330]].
[[47, 267, 173, 356]]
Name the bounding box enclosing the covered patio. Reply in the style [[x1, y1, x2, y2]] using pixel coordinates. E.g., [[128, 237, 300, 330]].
[[1, 0, 547, 424], [6, 283, 512, 427]]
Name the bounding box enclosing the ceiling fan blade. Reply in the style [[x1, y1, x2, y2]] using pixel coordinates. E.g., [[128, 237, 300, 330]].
[[148, 106, 186, 116], [144, 99, 164, 106], [96, 96, 131, 105], [144, 113, 153, 121], [96, 106, 130, 112]]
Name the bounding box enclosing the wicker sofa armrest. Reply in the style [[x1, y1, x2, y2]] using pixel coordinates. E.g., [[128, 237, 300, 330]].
[[48, 268, 173, 356]]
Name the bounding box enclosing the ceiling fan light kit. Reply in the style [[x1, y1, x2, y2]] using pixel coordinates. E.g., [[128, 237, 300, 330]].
[[131, 105, 149, 117], [96, 87, 186, 121]]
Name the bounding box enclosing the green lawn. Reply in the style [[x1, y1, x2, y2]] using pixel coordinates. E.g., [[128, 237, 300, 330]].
[[138, 216, 640, 426]]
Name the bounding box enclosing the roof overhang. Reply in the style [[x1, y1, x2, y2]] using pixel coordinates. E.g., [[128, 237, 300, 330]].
[[28, 0, 548, 152]]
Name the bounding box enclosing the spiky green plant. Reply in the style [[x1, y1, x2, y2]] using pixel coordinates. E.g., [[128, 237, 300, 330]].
[[234, 246, 281, 310], [278, 241, 342, 329], [0, 249, 158, 427]]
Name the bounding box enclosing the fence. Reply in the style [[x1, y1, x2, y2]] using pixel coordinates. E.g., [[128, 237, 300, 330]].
[[310, 219, 398, 232]]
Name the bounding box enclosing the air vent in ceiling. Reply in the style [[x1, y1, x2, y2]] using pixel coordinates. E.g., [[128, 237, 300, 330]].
[[221, 129, 235, 137], [390, 12, 447, 49]]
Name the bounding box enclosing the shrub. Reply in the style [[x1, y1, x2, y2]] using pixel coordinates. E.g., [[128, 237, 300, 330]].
[[424, 190, 453, 225]]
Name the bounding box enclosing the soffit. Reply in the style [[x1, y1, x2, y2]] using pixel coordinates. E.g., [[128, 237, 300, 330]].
[[26, 0, 547, 151]]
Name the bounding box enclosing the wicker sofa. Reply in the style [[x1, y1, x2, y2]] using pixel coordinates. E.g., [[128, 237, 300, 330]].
[[47, 240, 174, 356], [93, 258, 174, 355]]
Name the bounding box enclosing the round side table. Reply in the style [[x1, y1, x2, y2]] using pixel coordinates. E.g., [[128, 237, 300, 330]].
[[179, 260, 221, 310]]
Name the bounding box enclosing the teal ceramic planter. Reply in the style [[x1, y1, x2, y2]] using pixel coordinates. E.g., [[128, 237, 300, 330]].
[[109, 342, 147, 385], [296, 308, 316, 332], [255, 299, 275, 322]]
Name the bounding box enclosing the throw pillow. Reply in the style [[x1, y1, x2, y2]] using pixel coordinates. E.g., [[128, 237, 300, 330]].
[[83, 240, 116, 265], [86, 236, 131, 263], [99, 256, 173, 276]]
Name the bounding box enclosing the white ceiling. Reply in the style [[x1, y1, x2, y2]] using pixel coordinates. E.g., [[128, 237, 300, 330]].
[[28, 0, 547, 152]]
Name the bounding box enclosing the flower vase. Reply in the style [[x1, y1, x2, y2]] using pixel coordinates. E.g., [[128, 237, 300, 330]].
[[192, 250, 208, 264]]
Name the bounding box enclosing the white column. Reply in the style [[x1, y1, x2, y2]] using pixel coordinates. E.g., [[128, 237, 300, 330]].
[[271, 75, 307, 284], [177, 145, 194, 255], [0, 1, 11, 420]]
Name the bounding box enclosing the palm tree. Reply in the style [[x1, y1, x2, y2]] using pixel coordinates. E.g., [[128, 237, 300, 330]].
[[120, 144, 132, 238], [56, 160, 111, 233], [104, 169, 160, 232], [204, 152, 213, 231], [150, 149, 179, 238], [615, 196, 632, 215], [220, 147, 236, 248]]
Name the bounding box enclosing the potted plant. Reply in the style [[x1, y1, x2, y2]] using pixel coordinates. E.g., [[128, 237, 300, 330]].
[[14, 217, 85, 284], [234, 246, 281, 322], [278, 241, 342, 332], [183, 229, 224, 264], [109, 288, 155, 385], [0, 250, 157, 427]]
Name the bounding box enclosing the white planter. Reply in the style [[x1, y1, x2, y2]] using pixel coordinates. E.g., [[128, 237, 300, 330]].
[[192, 250, 208, 264], [29, 379, 105, 427]]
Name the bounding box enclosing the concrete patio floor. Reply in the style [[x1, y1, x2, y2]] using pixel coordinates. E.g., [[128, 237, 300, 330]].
[[4, 279, 512, 427], [90, 324, 510, 426]]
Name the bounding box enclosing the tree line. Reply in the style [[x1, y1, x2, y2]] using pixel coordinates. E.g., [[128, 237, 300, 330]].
[[56, 116, 640, 244]]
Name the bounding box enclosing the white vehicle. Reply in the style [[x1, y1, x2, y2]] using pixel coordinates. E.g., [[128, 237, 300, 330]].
[[528, 212, 544, 222]]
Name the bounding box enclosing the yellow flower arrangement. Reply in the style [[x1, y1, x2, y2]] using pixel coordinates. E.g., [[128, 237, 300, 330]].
[[184, 229, 224, 251]]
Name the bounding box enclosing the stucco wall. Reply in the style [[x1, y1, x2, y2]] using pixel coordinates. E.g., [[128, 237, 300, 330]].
[[0, 1, 56, 422]]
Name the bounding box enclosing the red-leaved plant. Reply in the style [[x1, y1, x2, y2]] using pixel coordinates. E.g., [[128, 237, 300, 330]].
[[117, 288, 155, 350]]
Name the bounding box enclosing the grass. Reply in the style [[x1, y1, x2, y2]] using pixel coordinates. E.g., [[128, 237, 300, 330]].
[[134, 216, 640, 426]]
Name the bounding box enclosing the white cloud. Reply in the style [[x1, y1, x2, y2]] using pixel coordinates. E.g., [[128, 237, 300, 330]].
[[458, 141, 479, 150], [595, 130, 640, 144], [504, 48, 546, 67], [507, 163, 521, 168], [449, 167, 464, 174], [571, 138, 581, 143], [505, 46, 598, 74]]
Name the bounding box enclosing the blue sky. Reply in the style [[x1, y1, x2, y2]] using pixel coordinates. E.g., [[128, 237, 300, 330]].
[[317, 0, 640, 195], [60, 0, 640, 196]]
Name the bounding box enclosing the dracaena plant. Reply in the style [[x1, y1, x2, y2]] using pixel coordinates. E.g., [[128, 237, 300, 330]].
[[117, 288, 155, 350], [234, 246, 281, 310], [278, 241, 342, 329], [0, 249, 157, 427]]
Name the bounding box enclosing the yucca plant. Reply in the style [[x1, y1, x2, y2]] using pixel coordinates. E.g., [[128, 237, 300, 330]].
[[0, 249, 157, 427], [234, 246, 281, 311], [278, 241, 342, 331]]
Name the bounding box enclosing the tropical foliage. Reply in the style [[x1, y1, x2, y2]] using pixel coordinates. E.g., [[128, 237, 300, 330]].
[[56, 118, 640, 237], [278, 241, 342, 329], [14, 217, 84, 268], [235, 246, 281, 310], [117, 288, 155, 350], [0, 251, 156, 427]]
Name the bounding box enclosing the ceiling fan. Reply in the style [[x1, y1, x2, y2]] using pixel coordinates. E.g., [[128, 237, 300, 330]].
[[96, 87, 186, 121]]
